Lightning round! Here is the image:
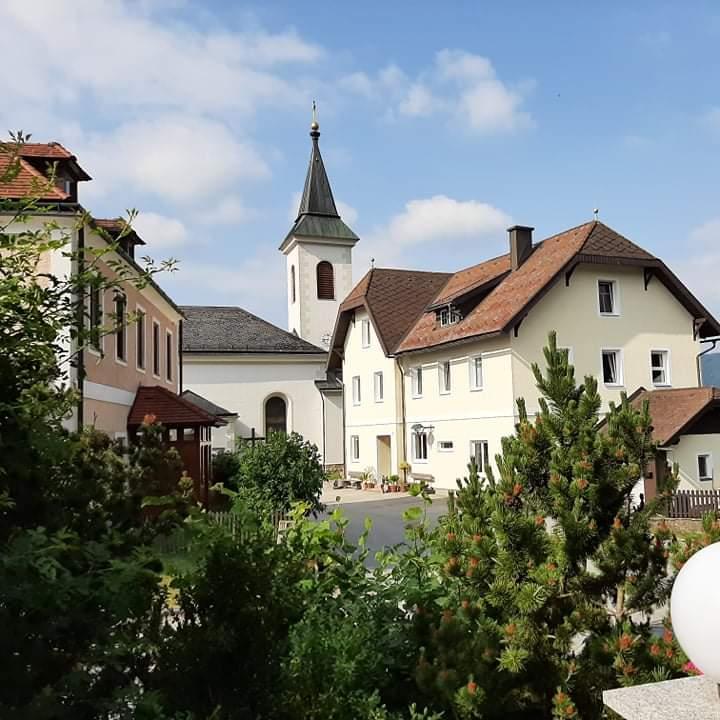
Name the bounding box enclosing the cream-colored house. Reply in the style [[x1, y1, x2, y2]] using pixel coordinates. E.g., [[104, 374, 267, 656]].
[[0, 142, 186, 438], [329, 222, 720, 491]]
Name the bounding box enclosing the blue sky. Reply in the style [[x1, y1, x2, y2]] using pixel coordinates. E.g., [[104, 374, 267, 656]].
[[2, 1, 719, 327]]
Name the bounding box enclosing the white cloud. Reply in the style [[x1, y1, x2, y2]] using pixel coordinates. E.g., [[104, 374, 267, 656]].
[[358, 194, 510, 270], [0, 0, 321, 115], [163, 251, 288, 325], [133, 211, 188, 249], [79, 116, 269, 203], [674, 219, 720, 312], [336, 200, 358, 226], [198, 195, 255, 226], [398, 83, 437, 117], [340, 51, 531, 134]]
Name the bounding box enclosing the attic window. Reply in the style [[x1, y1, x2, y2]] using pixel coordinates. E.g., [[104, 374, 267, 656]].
[[438, 305, 461, 327]]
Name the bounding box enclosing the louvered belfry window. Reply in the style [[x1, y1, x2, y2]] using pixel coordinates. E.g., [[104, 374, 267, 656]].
[[316, 261, 334, 300]]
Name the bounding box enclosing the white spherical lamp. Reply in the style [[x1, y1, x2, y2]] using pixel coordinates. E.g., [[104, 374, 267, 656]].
[[671, 541, 720, 680]]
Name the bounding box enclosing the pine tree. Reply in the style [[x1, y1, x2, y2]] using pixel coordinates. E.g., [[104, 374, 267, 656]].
[[414, 332, 681, 719]]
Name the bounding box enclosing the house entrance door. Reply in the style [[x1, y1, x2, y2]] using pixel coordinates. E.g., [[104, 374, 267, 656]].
[[376, 435, 392, 481]]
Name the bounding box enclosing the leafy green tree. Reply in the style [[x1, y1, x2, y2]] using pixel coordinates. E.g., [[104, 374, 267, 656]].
[[0, 134, 177, 718], [413, 333, 681, 719], [233, 431, 326, 512]]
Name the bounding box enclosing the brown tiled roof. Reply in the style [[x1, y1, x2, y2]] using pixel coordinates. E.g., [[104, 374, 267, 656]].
[[17, 142, 74, 159], [431, 253, 510, 308], [0, 140, 90, 200], [398, 222, 597, 352], [329, 268, 450, 366], [630, 387, 720, 446], [0, 154, 69, 200], [397, 221, 720, 352], [127, 385, 224, 427], [93, 218, 147, 246]]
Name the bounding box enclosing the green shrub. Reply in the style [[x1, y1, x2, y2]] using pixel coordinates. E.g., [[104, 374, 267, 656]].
[[234, 432, 325, 512]]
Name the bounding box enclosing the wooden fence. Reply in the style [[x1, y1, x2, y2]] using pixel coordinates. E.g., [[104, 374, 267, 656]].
[[667, 489, 720, 519], [156, 510, 291, 556]]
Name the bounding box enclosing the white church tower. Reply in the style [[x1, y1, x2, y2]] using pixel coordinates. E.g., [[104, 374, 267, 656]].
[[279, 108, 359, 349]]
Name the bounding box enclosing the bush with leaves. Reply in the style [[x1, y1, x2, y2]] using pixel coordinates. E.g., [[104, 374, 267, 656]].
[[0, 134, 179, 718], [232, 431, 326, 512]]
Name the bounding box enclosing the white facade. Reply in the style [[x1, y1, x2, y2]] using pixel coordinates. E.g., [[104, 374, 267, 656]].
[[182, 352, 343, 465], [666, 435, 720, 491], [342, 263, 708, 491], [343, 310, 404, 481], [284, 236, 355, 349]]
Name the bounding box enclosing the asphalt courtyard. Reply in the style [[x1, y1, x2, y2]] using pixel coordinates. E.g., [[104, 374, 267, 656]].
[[318, 495, 448, 565]]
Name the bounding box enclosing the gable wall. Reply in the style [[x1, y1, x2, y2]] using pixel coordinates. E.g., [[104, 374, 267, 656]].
[[511, 264, 699, 414], [182, 353, 328, 458]]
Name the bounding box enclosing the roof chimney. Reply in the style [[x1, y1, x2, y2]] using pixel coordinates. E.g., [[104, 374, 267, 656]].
[[508, 225, 534, 270]]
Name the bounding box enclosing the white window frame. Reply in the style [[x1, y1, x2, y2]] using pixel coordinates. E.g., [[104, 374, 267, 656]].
[[411, 366, 423, 398], [350, 435, 360, 462], [598, 279, 620, 317], [439, 306, 461, 327], [373, 371, 384, 403], [650, 349, 671, 387], [135, 304, 146, 372], [469, 355, 484, 391], [470, 440, 490, 475], [438, 440, 454, 452], [439, 360, 452, 395], [352, 375, 361, 406], [413, 431, 429, 462], [361, 319, 371, 348], [165, 329, 174, 383], [601, 348, 624, 387], [114, 291, 127, 365], [697, 453, 713, 482], [88, 284, 104, 356], [152, 320, 161, 378]]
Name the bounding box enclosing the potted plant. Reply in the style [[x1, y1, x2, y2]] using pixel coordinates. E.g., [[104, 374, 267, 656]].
[[387, 473, 400, 492], [361, 467, 376, 490]]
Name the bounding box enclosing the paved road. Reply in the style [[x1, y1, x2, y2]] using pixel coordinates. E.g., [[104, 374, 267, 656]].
[[319, 495, 448, 565]]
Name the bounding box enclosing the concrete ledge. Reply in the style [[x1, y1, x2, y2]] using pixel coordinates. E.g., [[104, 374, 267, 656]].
[[603, 676, 719, 719]]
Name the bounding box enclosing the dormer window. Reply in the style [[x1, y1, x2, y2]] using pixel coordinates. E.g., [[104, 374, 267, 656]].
[[438, 305, 461, 327]]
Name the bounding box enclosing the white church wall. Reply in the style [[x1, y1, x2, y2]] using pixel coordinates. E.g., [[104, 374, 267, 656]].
[[322, 391, 344, 467], [183, 354, 329, 458]]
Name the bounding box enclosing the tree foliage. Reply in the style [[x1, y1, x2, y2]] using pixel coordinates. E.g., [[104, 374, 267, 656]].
[[229, 431, 326, 512]]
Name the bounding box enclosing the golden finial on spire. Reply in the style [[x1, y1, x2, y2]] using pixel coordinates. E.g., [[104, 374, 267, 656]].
[[310, 100, 319, 131]]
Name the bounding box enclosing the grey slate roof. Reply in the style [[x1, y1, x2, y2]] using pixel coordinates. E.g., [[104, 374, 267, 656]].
[[181, 306, 326, 355], [298, 127, 339, 218], [280, 124, 358, 250], [180, 389, 237, 418]]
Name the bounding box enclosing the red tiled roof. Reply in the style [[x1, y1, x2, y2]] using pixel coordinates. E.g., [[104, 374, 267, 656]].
[[0, 154, 69, 200], [17, 142, 74, 159], [398, 222, 597, 352], [93, 218, 146, 246], [330, 268, 450, 363], [630, 387, 720, 446], [127, 385, 223, 427], [396, 221, 720, 352]]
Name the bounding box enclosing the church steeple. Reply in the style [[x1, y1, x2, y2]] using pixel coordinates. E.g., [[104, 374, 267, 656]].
[[280, 103, 359, 350], [296, 106, 340, 220]]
